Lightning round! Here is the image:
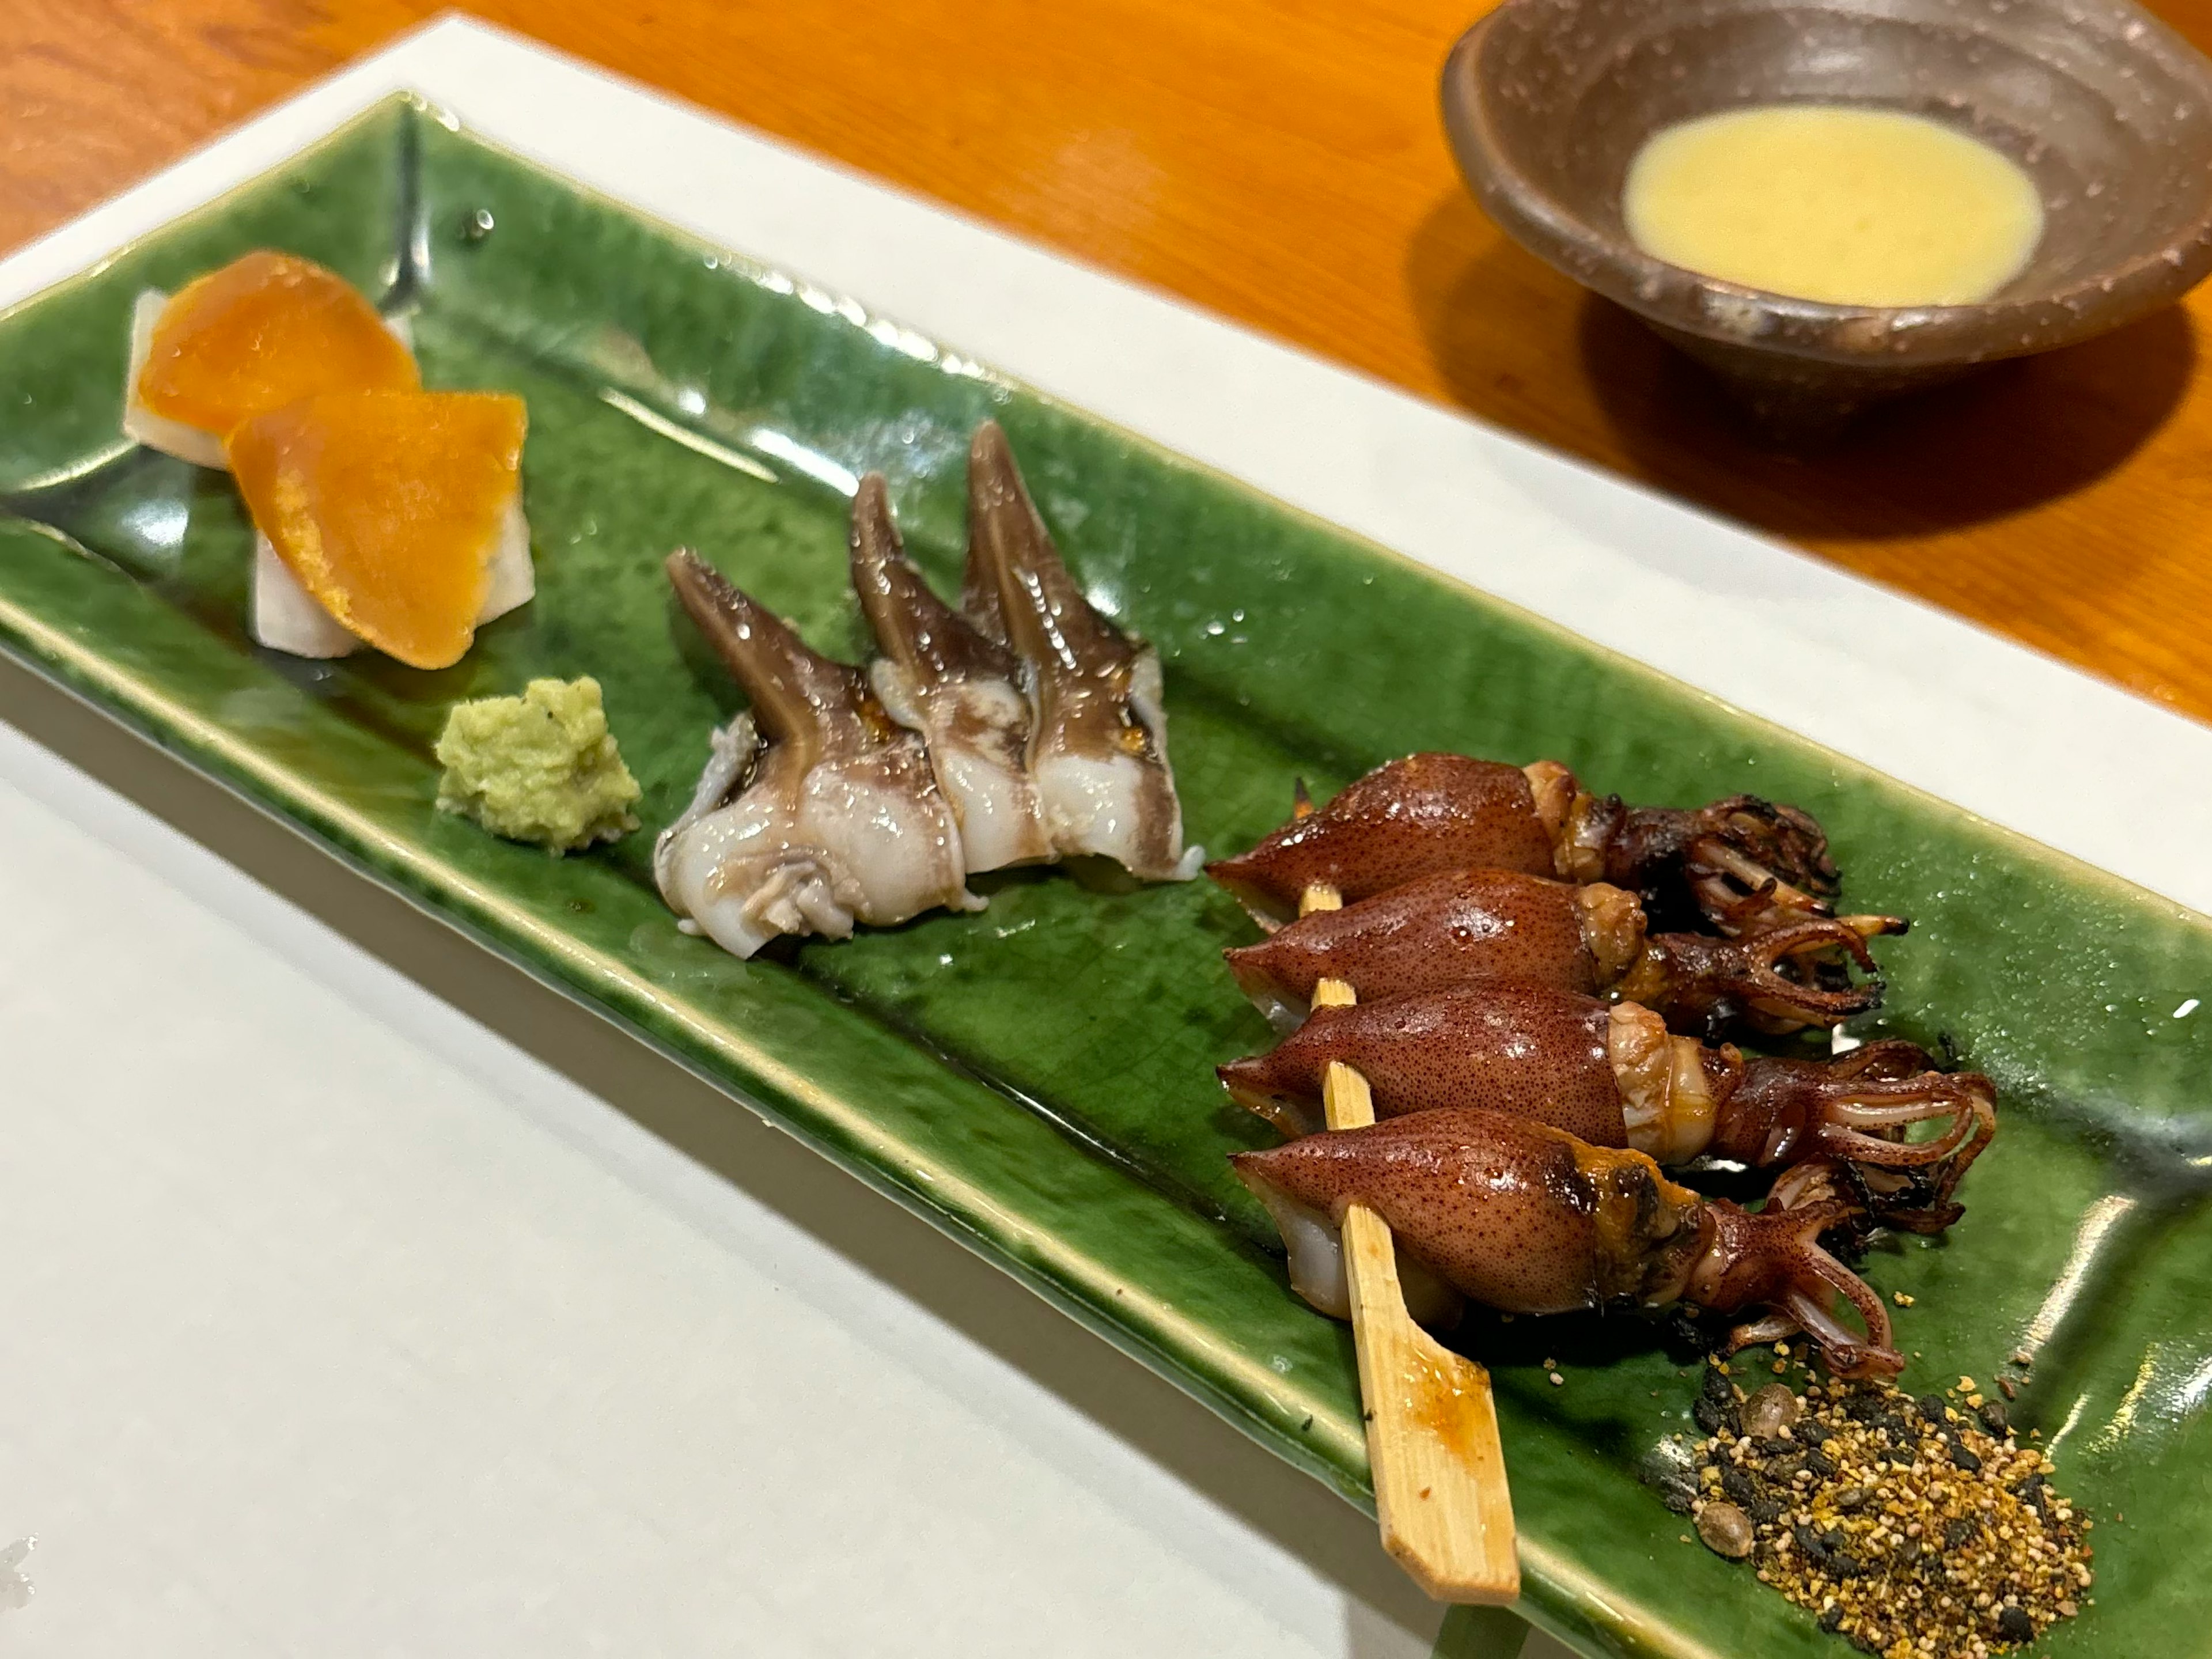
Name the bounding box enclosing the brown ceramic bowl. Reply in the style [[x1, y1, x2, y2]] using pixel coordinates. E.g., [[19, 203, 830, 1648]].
[[1441, 0, 2212, 427]]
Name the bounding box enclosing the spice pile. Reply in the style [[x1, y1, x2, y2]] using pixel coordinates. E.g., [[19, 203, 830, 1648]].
[[1677, 1365, 2092, 1657]]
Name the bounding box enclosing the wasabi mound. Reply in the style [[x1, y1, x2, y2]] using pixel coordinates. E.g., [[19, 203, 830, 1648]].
[[435, 677, 641, 853]]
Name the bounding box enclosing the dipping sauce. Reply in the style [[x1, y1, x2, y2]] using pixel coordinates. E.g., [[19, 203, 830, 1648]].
[[1623, 105, 2044, 307]]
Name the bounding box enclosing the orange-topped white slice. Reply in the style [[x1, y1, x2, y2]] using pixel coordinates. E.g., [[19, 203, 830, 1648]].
[[227, 389, 528, 670], [123, 251, 417, 468]]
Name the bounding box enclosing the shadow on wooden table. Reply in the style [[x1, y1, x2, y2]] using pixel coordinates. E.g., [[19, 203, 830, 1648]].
[[1403, 192, 2195, 543]]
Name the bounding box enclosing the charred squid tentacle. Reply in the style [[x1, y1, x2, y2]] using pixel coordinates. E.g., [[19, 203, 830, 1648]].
[[1681, 835, 1835, 937], [1620, 915, 1903, 1036], [1802, 1074, 1996, 1233], [1612, 795, 1842, 928], [1694, 1163, 1905, 1380]]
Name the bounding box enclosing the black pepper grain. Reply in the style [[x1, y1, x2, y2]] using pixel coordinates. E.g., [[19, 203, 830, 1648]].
[[1721, 1466, 1763, 1509], [1695, 1365, 1741, 1435]]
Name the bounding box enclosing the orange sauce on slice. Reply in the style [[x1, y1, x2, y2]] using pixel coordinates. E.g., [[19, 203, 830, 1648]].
[[227, 390, 527, 670], [136, 251, 418, 434]]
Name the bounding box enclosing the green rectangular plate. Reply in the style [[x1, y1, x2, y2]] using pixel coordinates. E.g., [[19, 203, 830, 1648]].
[[2, 97, 2207, 1658]]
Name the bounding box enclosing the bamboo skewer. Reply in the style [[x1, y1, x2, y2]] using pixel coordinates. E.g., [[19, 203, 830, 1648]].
[[1301, 881, 1520, 1603]]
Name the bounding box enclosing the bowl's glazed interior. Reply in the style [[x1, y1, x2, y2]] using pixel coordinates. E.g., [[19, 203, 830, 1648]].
[[1444, 0, 2212, 424]]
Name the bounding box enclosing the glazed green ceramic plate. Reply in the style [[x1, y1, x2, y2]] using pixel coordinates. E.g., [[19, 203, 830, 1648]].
[[2, 96, 2208, 1658]]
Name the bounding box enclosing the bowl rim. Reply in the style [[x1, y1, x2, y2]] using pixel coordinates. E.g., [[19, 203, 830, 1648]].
[[1440, 0, 2212, 368]]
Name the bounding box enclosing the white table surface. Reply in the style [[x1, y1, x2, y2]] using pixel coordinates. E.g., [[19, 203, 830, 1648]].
[[3, 14, 2206, 1655], [0, 661, 1561, 1657]]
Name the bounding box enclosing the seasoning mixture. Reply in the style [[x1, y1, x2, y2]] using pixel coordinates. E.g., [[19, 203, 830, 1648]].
[[1673, 1363, 2092, 1657]]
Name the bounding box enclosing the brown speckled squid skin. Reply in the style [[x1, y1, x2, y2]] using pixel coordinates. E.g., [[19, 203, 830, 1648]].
[[1234, 1109, 1905, 1379], [1205, 752, 1847, 935], [1205, 755, 1554, 923], [1224, 867, 1888, 1036], [1224, 868, 1610, 1016], [1234, 1108, 1712, 1315], [1218, 986, 1997, 1231], [1222, 983, 1634, 1143]]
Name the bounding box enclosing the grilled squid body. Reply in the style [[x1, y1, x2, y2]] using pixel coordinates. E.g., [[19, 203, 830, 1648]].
[[850, 472, 1049, 873], [1219, 983, 1998, 1231], [1224, 866, 1889, 1037], [655, 550, 979, 957], [963, 423, 1199, 882], [1234, 1108, 1904, 1380], [1206, 752, 1851, 937]]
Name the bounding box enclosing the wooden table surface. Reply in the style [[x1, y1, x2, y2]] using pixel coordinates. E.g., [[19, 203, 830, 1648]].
[[11, 1, 2212, 721]]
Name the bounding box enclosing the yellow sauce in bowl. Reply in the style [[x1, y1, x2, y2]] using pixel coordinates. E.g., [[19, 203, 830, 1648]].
[[1623, 104, 2044, 306]]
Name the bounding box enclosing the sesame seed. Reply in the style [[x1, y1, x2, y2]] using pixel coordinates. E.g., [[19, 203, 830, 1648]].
[[1683, 1364, 2089, 1657]]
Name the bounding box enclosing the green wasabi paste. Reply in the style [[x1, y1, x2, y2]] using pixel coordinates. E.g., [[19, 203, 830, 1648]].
[[435, 677, 641, 853]]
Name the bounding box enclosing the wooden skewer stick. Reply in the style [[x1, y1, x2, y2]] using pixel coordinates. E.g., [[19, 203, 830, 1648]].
[[1301, 882, 1520, 1603]]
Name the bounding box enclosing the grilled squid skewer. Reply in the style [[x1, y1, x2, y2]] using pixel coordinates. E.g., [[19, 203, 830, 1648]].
[[655, 550, 980, 957], [1290, 884, 1518, 1604], [1234, 1108, 1905, 1380], [1225, 866, 1896, 1037], [1207, 753, 1846, 937], [1221, 983, 1997, 1232], [964, 423, 1200, 882]]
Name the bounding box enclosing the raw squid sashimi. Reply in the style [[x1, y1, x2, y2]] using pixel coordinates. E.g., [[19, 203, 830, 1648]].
[[656, 550, 980, 958], [962, 422, 1199, 881], [849, 473, 1049, 873]]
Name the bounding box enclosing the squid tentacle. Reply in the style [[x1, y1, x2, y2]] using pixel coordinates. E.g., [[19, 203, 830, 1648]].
[[1702, 1172, 1904, 1379], [1682, 835, 1832, 938], [1591, 790, 1844, 934], [1631, 915, 1904, 1036], [1728, 1047, 1998, 1231], [1663, 796, 1840, 896]]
